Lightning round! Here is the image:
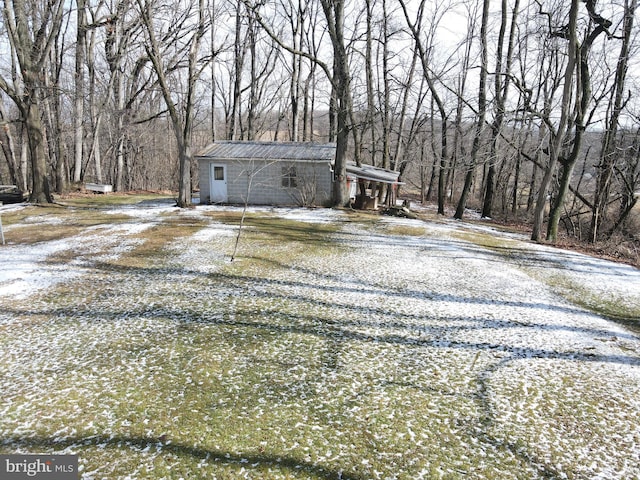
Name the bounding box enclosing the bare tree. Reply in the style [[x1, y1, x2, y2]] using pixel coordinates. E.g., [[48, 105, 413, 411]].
[[391, 41, 420, 177], [136, 0, 210, 207], [73, 0, 88, 184], [447, 1, 478, 206], [300, 5, 322, 141], [545, 0, 611, 241], [454, 0, 490, 219], [245, 0, 350, 206], [401, 0, 454, 215], [590, 0, 637, 241], [229, 0, 246, 140], [319, 0, 351, 206], [0, 0, 65, 203], [604, 127, 640, 236], [481, 0, 520, 218], [530, 0, 580, 242], [84, 0, 107, 184], [42, 27, 68, 195], [280, 0, 304, 141], [104, 0, 142, 192], [0, 101, 23, 188]]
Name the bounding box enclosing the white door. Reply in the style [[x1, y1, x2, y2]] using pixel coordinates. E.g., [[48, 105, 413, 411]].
[[209, 164, 228, 203]]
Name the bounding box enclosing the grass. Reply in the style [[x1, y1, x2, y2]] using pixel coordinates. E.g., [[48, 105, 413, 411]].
[[381, 224, 427, 237], [2, 203, 136, 245], [449, 227, 640, 332], [1, 195, 639, 479], [449, 228, 522, 253], [110, 216, 208, 269], [213, 211, 341, 249], [542, 273, 640, 333], [57, 192, 175, 208]]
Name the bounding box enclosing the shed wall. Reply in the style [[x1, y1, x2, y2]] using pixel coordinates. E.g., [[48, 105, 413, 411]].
[[199, 159, 333, 206]]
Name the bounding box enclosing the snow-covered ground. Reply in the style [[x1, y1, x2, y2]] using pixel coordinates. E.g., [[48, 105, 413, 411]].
[[1, 203, 639, 479]]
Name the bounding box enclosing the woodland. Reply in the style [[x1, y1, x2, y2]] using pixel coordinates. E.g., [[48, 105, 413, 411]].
[[0, 0, 639, 252]]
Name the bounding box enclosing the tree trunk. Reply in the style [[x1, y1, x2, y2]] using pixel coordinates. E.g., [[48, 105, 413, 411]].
[[511, 152, 521, 214], [531, 0, 579, 242], [546, 1, 610, 242], [482, 0, 519, 218], [115, 82, 126, 192], [0, 104, 21, 187], [0, 0, 64, 203], [455, 0, 490, 219], [25, 101, 53, 203], [86, 21, 103, 184], [450, 11, 475, 210], [230, 0, 244, 140], [73, 0, 87, 184], [400, 0, 450, 215], [590, 0, 636, 242], [320, 0, 350, 207], [137, 0, 208, 208]]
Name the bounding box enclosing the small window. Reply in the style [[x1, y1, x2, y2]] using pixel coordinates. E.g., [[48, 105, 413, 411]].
[[214, 166, 225, 181], [282, 166, 297, 188]]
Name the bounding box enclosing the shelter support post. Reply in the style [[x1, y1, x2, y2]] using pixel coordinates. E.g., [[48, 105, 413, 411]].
[[0, 202, 4, 245]]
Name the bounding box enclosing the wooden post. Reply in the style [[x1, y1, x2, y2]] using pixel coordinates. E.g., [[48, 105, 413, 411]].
[[0, 201, 5, 245]]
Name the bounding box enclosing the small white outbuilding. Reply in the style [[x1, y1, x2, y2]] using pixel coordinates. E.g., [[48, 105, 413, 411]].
[[196, 141, 336, 206]]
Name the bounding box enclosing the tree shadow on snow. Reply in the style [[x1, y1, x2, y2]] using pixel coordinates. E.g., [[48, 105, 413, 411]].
[[0, 434, 364, 480]]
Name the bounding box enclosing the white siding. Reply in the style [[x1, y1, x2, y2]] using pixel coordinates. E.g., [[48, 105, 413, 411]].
[[199, 159, 333, 206]]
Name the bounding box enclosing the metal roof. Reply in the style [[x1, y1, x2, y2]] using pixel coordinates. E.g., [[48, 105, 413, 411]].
[[196, 141, 336, 162], [346, 162, 402, 184]]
